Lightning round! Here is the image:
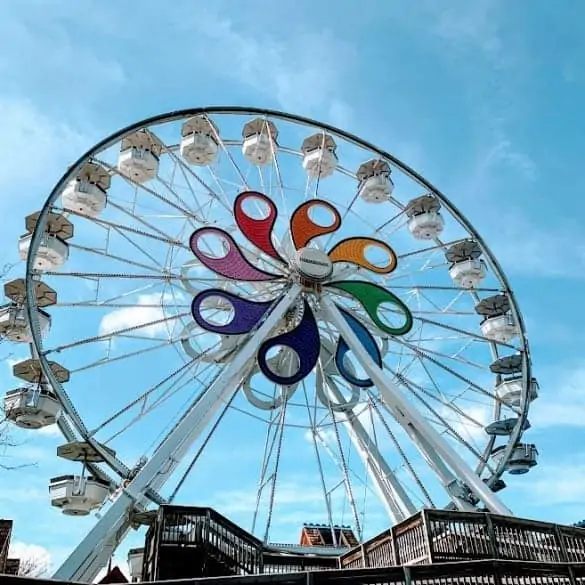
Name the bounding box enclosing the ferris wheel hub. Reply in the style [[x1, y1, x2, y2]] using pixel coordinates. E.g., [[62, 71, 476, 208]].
[[293, 247, 333, 282]]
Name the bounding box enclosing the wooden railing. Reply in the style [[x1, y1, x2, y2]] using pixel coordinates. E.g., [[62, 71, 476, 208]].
[[340, 509, 585, 568], [9, 559, 585, 585]]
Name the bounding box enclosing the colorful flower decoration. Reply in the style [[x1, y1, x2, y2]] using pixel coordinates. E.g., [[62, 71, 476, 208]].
[[189, 191, 413, 388]]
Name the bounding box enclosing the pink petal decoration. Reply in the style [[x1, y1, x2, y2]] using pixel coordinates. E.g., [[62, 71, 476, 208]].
[[190, 227, 280, 281]]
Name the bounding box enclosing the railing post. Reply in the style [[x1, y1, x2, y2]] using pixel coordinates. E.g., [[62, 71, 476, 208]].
[[391, 524, 399, 565], [485, 512, 499, 559], [422, 509, 434, 564]]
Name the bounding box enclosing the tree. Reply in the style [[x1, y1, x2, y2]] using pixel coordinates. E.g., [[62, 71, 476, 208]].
[[16, 552, 50, 578]]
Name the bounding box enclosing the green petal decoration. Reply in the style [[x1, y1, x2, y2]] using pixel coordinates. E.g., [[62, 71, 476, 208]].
[[326, 280, 413, 336]]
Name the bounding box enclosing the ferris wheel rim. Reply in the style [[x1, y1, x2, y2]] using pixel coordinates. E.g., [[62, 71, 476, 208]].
[[23, 105, 532, 502]]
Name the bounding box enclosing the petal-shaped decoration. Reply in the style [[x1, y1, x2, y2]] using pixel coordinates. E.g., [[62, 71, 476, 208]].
[[192, 289, 273, 335], [257, 300, 320, 385], [290, 200, 341, 250], [335, 306, 382, 388], [243, 356, 299, 410], [327, 280, 413, 336], [328, 237, 397, 274], [190, 227, 280, 281], [234, 191, 285, 262], [316, 338, 361, 411]]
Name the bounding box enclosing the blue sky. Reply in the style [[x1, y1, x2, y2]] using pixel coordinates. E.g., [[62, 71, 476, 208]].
[[1, 0, 585, 578]]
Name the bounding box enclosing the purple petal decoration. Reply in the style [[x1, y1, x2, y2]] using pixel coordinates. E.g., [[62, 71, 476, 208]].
[[192, 289, 274, 335], [258, 300, 320, 385], [190, 227, 280, 281]]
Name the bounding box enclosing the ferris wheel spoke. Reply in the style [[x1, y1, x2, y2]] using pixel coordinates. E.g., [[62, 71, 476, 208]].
[[321, 373, 417, 521], [90, 356, 200, 437], [209, 121, 251, 191], [58, 204, 186, 249], [67, 336, 191, 375], [374, 209, 408, 233], [365, 394, 435, 508], [154, 174, 209, 223], [411, 314, 519, 350], [260, 396, 288, 543], [105, 198, 188, 249], [67, 242, 164, 273], [398, 332, 495, 371], [43, 311, 189, 355], [108, 224, 170, 271], [103, 361, 215, 445], [168, 384, 240, 504], [387, 335, 512, 407], [393, 371, 493, 469], [317, 416, 363, 540], [299, 380, 342, 545], [53, 301, 191, 309], [96, 158, 202, 228]]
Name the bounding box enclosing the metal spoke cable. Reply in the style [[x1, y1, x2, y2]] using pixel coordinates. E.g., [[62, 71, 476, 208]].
[[327, 404, 363, 541], [168, 387, 239, 503], [302, 377, 338, 547], [263, 397, 289, 544], [89, 356, 199, 435], [252, 397, 281, 535], [44, 312, 189, 354], [367, 393, 436, 508]]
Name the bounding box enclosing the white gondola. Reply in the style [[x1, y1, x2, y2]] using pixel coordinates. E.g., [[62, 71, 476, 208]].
[[127, 548, 144, 582], [449, 259, 487, 289], [357, 160, 393, 203], [61, 162, 110, 217], [62, 181, 106, 217], [180, 116, 219, 166], [0, 303, 51, 342], [301, 134, 337, 179], [405, 195, 445, 240], [3, 387, 60, 429], [480, 314, 519, 343], [491, 443, 538, 475], [242, 118, 278, 165], [496, 377, 539, 408], [19, 232, 69, 270], [407, 212, 445, 239], [49, 475, 110, 516], [118, 131, 162, 183]]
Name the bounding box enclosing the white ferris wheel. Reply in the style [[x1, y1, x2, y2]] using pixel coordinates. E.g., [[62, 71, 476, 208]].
[[1, 107, 538, 582]]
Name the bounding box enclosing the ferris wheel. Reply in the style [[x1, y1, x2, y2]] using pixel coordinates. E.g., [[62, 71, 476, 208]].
[[1, 107, 539, 582]]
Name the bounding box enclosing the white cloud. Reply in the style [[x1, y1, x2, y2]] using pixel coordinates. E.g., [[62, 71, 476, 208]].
[[8, 540, 51, 576], [530, 365, 585, 429], [179, 8, 355, 128], [36, 424, 62, 438], [0, 99, 89, 201], [523, 459, 585, 507], [441, 404, 489, 442], [99, 292, 177, 338]]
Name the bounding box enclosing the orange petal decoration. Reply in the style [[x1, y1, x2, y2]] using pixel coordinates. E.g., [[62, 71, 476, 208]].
[[328, 237, 397, 274], [290, 200, 341, 250]]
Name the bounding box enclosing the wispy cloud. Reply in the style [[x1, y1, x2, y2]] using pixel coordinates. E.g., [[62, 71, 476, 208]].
[[530, 364, 585, 429], [99, 292, 179, 338], [176, 7, 356, 128]]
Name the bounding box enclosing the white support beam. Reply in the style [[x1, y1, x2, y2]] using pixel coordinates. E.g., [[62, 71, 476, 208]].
[[323, 378, 417, 521], [53, 285, 302, 583], [322, 298, 511, 516]]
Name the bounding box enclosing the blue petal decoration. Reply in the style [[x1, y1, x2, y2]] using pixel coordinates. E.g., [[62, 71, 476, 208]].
[[257, 300, 320, 385], [335, 305, 382, 388]]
